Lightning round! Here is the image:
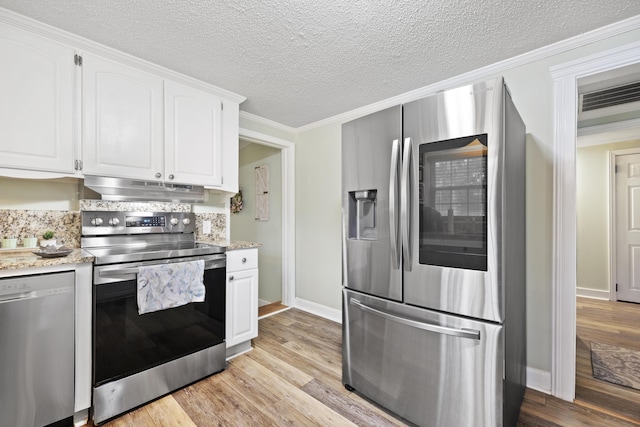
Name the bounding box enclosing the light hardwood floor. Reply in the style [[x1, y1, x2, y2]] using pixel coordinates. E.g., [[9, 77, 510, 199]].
[[575, 297, 640, 422], [87, 307, 640, 427], [258, 301, 289, 318]]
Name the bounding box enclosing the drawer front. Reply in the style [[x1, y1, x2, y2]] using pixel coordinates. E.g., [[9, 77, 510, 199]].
[[227, 248, 258, 272], [342, 289, 504, 427]]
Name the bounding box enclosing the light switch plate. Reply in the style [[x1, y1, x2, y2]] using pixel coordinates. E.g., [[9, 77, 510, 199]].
[[203, 220, 212, 235]]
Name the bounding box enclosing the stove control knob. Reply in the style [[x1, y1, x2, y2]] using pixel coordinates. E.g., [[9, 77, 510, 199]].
[[108, 218, 120, 226], [170, 217, 179, 226], [182, 218, 191, 226], [91, 217, 103, 226]]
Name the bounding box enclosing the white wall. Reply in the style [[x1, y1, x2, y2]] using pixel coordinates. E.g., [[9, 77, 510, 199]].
[[0, 176, 81, 210], [292, 26, 640, 374], [231, 143, 283, 304], [577, 139, 640, 293], [295, 123, 342, 309]]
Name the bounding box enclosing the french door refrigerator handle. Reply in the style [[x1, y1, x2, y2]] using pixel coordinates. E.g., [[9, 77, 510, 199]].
[[389, 139, 401, 269], [401, 137, 412, 271], [350, 298, 481, 340]]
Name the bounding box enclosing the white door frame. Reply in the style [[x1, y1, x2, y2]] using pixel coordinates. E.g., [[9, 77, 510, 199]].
[[238, 127, 296, 307], [610, 146, 640, 301], [551, 40, 640, 401]]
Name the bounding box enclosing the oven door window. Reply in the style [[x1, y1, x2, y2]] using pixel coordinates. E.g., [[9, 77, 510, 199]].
[[93, 267, 225, 386], [418, 134, 487, 271]]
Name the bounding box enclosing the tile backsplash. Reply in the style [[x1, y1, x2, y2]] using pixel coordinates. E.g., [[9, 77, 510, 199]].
[[0, 209, 81, 248], [0, 200, 227, 249]]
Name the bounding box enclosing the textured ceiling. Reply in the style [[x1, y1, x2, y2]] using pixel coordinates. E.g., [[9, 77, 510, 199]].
[[1, 1, 640, 128]]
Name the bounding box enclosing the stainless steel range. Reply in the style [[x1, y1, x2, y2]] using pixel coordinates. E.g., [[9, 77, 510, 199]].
[[81, 211, 226, 425]]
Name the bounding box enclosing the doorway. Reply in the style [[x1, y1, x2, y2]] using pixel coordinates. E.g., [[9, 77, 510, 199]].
[[552, 40, 640, 401], [613, 150, 640, 303], [231, 141, 285, 316], [236, 127, 296, 317], [575, 136, 640, 417]]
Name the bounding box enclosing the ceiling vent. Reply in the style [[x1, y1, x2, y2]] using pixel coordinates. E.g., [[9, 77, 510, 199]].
[[581, 81, 640, 112], [578, 80, 640, 127]]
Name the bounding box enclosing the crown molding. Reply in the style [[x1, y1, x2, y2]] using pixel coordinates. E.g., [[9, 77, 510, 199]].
[[239, 111, 297, 135], [0, 7, 246, 103]]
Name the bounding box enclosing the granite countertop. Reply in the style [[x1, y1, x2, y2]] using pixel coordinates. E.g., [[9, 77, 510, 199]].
[[0, 240, 260, 271], [198, 240, 262, 250], [226, 240, 262, 250], [0, 248, 94, 271]]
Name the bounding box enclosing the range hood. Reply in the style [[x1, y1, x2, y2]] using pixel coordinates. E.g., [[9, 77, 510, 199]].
[[84, 175, 205, 203]]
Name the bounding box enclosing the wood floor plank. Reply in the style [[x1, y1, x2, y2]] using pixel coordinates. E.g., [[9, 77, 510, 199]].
[[253, 331, 344, 385], [100, 406, 159, 427], [230, 355, 358, 426], [142, 395, 196, 427], [173, 366, 275, 426], [245, 344, 314, 387], [301, 378, 404, 427], [258, 301, 289, 318]]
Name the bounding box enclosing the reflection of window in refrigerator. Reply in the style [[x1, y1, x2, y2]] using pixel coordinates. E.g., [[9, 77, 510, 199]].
[[419, 184, 424, 202], [430, 155, 486, 218]]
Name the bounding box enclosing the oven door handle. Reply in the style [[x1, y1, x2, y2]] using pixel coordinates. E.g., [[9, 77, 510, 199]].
[[98, 257, 225, 278]]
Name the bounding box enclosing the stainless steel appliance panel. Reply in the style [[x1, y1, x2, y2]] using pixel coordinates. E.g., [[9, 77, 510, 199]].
[[342, 105, 403, 301], [402, 78, 506, 322], [0, 272, 75, 427], [342, 289, 504, 427], [502, 87, 527, 426], [93, 264, 225, 387], [93, 344, 225, 424]]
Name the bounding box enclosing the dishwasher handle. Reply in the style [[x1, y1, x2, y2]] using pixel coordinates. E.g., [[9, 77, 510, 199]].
[[350, 298, 481, 340], [0, 291, 32, 303]]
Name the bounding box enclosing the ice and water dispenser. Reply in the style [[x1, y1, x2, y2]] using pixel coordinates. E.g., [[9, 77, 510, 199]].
[[348, 190, 377, 240]]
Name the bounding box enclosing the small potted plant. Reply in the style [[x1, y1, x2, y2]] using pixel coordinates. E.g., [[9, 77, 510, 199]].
[[40, 231, 56, 247]]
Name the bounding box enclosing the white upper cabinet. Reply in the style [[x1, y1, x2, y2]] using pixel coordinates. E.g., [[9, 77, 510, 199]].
[[0, 17, 244, 188], [0, 24, 77, 174], [165, 81, 223, 187], [82, 53, 164, 181]]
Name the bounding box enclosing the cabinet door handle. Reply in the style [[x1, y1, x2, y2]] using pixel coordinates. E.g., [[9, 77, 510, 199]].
[[229, 275, 234, 281], [168, 174, 175, 180], [155, 172, 162, 179], [242, 258, 247, 263]]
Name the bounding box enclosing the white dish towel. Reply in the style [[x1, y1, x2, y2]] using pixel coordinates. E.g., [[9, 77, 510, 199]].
[[137, 260, 205, 315]]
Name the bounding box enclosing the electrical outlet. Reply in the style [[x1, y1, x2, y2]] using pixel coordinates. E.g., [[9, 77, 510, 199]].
[[203, 220, 212, 235]]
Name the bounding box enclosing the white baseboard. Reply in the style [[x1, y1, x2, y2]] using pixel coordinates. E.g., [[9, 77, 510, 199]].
[[526, 367, 552, 394], [576, 287, 610, 300], [294, 297, 342, 323], [258, 299, 270, 307]]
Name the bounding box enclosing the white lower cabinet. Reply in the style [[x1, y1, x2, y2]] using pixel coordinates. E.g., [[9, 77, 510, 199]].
[[226, 248, 258, 358]]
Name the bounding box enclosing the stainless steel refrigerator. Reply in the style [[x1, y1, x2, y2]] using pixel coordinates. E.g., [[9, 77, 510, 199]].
[[342, 77, 526, 427]]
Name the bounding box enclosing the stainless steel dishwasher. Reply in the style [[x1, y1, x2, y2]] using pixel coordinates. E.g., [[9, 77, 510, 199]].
[[0, 271, 75, 427]]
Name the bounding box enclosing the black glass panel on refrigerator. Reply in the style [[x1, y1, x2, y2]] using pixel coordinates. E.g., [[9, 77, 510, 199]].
[[418, 134, 487, 271]]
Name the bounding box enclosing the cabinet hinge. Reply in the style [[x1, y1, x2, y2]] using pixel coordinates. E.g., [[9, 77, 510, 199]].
[[615, 164, 620, 173], [74, 54, 83, 66], [616, 283, 618, 292], [221, 102, 224, 111]]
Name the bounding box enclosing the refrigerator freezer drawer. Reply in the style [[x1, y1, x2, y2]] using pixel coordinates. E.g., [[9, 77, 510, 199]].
[[342, 289, 504, 427]]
